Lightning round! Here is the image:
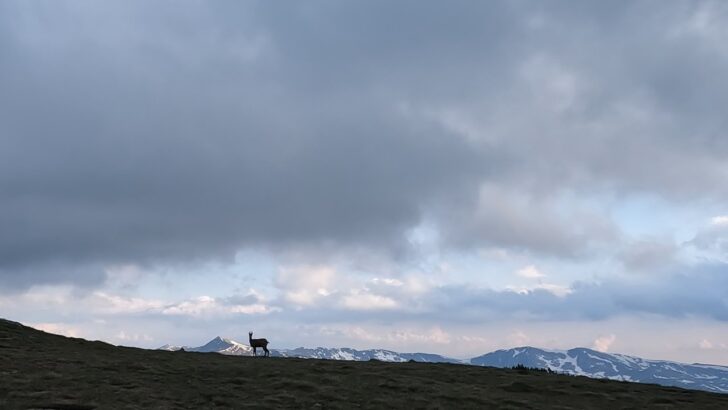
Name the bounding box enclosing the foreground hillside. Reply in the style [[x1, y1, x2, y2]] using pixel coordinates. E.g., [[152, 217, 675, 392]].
[[2, 319, 728, 409], [159, 335, 728, 393]]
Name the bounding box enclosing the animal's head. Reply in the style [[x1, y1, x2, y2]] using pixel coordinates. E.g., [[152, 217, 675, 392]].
[[249, 331, 253, 336]]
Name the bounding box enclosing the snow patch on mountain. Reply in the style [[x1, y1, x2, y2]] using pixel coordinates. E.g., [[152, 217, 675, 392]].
[[273, 346, 461, 363], [470, 346, 728, 393]]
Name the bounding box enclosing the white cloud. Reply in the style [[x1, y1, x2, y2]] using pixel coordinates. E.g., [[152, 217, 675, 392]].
[[515, 265, 546, 279], [342, 292, 398, 311], [15, 289, 280, 319], [711, 215, 728, 226], [507, 282, 572, 298], [115, 331, 153, 343], [399, 275, 435, 295], [228, 304, 274, 314], [508, 330, 530, 346], [161, 295, 217, 316], [593, 334, 616, 352], [698, 339, 728, 351], [275, 265, 337, 307], [535, 283, 572, 297], [161, 295, 279, 317], [31, 322, 81, 338], [391, 327, 451, 345], [699, 339, 713, 349], [371, 277, 403, 287], [93, 292, 165, 314]]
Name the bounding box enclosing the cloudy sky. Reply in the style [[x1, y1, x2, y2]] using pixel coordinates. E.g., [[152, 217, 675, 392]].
[[2, 1, 728, 364]]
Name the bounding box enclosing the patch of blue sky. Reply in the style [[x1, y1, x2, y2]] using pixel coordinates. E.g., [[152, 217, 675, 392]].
[[608, 193, 710, 242]]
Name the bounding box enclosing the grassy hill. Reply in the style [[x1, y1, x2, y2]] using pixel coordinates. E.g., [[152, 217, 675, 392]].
[[2, 318, 727, 409]]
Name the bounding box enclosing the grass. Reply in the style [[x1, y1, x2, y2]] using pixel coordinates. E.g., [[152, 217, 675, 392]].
[[2, 318, 727, 409]]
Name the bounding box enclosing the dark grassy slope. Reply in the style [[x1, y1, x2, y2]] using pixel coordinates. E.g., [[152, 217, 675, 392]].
[[2, 319, 727, 410]]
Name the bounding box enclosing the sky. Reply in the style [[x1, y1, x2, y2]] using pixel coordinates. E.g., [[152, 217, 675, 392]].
[[1, 1, 728, 364]]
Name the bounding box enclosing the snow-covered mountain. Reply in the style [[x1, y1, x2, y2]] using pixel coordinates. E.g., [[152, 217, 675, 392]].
[[158, 344, 186, 351], [471, 347, 728, 394], [158, 338, 458, 362], [158, 339, 728, 393], [194, 336, 253, 355], [159, 336, 253, 356], [273, 347, 461, 363]]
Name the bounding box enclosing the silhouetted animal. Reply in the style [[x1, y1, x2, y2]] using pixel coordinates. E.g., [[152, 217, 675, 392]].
[[249, 331, 269, 357]]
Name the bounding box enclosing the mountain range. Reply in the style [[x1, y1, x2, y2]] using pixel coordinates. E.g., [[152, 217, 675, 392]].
[[159, 337, 728, 393], [471, 347, 728, 394], [159, 337, 457, 363]]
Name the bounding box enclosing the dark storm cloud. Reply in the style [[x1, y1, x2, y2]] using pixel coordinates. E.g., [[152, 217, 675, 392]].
[[0, 1, 486, 286], [2, 1, 728, 286]]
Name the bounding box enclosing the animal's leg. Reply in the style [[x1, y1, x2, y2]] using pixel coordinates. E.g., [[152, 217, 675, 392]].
[[263, 346, 269, 357], [253, 347, 257, 356]]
